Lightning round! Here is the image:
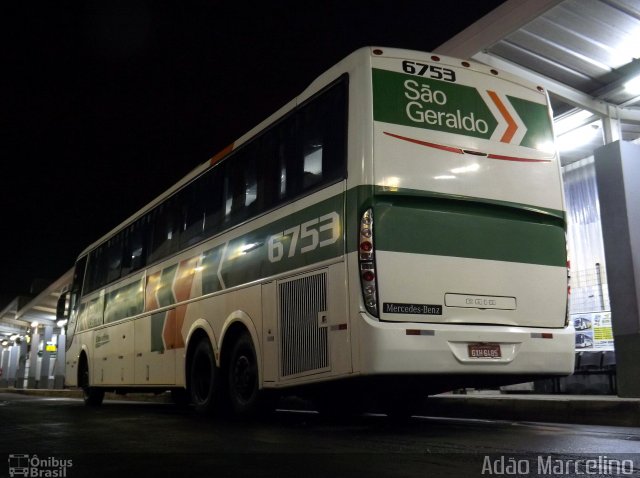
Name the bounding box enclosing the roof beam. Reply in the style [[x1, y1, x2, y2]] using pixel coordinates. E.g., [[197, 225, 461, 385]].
[[0, 323, 24, 335], [434, 0, 565, 59], [0, 317, 28, 329], [472, 51, 640, 124]]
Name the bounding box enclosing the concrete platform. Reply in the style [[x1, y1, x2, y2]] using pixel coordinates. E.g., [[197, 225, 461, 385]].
[[428, 392, 640, 427], [2, 388, 638, 427]]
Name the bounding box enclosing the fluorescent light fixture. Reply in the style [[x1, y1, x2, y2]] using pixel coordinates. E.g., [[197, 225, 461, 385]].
[[624, 74, 640, 95], [31, 321, 39, 328], [554, 109, 594, 136], [556, 123, 601, 152], [434, 175, 456, 180]]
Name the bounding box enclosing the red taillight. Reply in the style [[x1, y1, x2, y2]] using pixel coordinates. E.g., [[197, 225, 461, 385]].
[[359, 209, 378, 317], [362, 270, 375, 282], [360, 241, 373, 252]]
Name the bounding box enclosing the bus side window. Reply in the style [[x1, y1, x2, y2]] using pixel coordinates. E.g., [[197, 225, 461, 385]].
[[224, 143, 260, 226], [71, 255, 88, 307], [121, 219, 146, 276], [179, 180, 206, 248], [260, 115, 296, 205], [298, 79, 347, 193], [147, 197, 181, 265], [86, 245, 108, 292], [105, 234, 123, 284], [203, 165, 225, 237]]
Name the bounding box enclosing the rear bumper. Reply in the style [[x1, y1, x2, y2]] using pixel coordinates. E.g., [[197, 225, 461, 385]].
[[358, 313, 575, 376]]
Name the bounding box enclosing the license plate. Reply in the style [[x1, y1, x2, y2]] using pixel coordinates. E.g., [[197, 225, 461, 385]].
[[468, 343, 501, 359]]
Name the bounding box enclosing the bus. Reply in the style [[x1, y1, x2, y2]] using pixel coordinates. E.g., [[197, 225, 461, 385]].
[[58, 47, 574, 416]]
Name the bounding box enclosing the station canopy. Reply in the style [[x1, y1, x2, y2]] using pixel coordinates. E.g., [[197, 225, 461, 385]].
[[435, 0, 640, 165]]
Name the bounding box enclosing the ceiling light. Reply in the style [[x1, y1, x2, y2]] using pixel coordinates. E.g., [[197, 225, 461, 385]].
[[554, 110, 594, 136], [556, 123, 601, 152], [624, 75, 640, 95]]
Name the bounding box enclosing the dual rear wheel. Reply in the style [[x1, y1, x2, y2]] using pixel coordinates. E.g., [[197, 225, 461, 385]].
[[189, 331, 267, 417]]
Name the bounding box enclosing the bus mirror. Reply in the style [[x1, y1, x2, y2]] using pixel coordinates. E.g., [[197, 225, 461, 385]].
[[56, 292, 69, 321]]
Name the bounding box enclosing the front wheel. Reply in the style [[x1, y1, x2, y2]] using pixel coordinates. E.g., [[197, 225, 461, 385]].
[[79, 359, 104, 407]]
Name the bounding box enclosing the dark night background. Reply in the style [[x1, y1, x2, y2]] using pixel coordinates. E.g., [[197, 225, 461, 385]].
[[2, 1, 504, 307]]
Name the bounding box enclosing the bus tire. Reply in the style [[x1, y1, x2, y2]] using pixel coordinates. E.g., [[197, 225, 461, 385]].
[[79, 358, 104, 407], [189, 338, 219, 414], [227, 332, 265, 417]]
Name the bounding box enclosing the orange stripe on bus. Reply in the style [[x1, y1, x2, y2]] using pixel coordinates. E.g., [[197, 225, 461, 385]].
[[164, 256, 198, 349], [487, 90, 517, 144], [210, 143, 234, 166], [145, 271, 161, 312]]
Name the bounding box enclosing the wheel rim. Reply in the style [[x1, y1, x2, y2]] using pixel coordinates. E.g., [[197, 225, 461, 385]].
[[232, 351, 256, 404]]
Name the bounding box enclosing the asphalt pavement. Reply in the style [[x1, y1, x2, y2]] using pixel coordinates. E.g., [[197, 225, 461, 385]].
[[2, 388, 639, 427]]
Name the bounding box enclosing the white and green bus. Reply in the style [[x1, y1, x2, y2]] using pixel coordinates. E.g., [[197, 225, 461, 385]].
[[59, 47, 573, 415]]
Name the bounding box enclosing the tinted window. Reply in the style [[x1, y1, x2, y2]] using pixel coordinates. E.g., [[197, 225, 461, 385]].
[[82, 76, 347, 293], [105, 235, 123, 284], [298, 79, 347, 193], [147, 197, 180, 264], [121, 219, 146, 276]]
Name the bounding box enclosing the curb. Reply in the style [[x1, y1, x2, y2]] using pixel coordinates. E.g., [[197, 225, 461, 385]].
[[0, 388, 172, 403], [427, 394, 640, 427]]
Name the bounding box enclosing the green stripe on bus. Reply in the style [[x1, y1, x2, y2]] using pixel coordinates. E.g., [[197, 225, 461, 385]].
[[158, 265, 178, 307], [370, 185, 565, 220], [151, 312, 165, 353], [374, 199, 566, 267], [202, 193, 345, 293], [197, 184, 565, 295], [507, 95, 554, 150], [372, 68, 498, 140]]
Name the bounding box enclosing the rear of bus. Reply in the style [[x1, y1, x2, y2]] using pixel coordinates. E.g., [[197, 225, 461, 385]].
[[358, 48, 573, 389]]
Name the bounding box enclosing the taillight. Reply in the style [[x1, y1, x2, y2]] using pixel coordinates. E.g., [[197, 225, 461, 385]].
[[359, 209, 378, 317]]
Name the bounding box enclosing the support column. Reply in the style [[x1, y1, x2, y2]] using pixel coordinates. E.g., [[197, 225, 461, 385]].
[[54, 334, 66, 389], [7, 344, 20, 387], [15, 341, 28, 389], [0, 349, 9, 388], [39, 325, 53, 389], [27, 330, 40, 388], [602, 105, 621, 144], [594, 140, 640, 397]]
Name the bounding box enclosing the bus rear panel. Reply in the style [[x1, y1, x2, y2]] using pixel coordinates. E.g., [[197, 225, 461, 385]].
[[356, 48, 573, 386]]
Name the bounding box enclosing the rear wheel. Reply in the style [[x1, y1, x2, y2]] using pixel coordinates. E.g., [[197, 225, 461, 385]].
[[227, 332, 271, 417], [79, 358, 104, 407], [190, 338, 219, 414]]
